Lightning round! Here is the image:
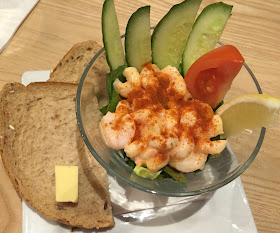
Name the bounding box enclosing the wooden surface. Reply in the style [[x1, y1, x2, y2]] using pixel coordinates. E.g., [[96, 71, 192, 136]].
[[0, 0, 279, 232]]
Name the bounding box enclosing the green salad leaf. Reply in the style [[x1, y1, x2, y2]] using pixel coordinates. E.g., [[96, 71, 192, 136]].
[[100, 65, 128, 114], [126, 157, 136, 168], [162, 166, 187, 184], [213, 100, 224, 112], [210, 135, 221, 141], [209, 153, 221, 159], [155, 171, 171, 181]]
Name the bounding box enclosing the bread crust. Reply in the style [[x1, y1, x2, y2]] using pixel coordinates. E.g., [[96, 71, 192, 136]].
[[48, 40, 109, 108], [50, 40, 100, 80]]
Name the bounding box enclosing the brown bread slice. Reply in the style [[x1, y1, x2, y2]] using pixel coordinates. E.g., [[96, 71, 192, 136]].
[[48, 40, 109, 107], [0, 82, 114, 229]]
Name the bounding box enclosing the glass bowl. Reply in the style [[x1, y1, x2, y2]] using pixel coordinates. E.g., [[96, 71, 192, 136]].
[[76, 39, 265, 197]]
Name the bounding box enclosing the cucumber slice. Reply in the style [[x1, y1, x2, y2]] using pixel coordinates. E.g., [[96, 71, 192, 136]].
[[182, 2, 232, 75], [102, 0, 126, 70], [151, 0, 202, 70], [125, 6, 152, 72]]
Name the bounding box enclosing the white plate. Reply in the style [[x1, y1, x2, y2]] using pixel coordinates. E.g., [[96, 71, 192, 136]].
[[21, 71, 258, 233], [0, 0, 39, 53]]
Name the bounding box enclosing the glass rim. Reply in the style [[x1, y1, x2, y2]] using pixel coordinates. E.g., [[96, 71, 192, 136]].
[[76, 38, 265, 197]]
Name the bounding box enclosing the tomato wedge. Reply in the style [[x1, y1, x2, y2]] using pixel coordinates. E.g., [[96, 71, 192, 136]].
[[184, 45, 245, 108]]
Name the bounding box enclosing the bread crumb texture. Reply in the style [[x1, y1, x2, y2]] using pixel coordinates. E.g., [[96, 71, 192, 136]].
[[0, 82, 114, 229]]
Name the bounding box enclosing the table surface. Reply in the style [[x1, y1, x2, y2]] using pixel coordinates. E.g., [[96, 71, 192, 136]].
[[0, 0, 279, 232]]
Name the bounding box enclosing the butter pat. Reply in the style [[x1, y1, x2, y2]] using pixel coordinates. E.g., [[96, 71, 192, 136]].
[[55, 166, 78, 203]]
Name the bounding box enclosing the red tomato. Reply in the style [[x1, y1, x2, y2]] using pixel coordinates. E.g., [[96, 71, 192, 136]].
[[184, 45, 245, 108]]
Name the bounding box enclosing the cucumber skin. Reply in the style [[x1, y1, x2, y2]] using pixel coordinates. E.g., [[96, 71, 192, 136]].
[[151, 0, 202, 70], [182, 2, 233, 76], [102, 0, 126, 71], [125, 6, 152, 72]]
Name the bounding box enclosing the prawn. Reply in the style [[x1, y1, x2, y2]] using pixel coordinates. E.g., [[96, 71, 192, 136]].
[[125, 142, 169, 172], [140, 64, 160, 90], [99, 101, 135, 150], [196, 139, 227, 155], [161, 65, 187, 99], [113, 67, 141, 98], [168, 134, 195, 160], [169, 151, 207, 173]]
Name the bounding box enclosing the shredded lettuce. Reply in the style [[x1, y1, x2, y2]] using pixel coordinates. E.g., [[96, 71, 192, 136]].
[[125, 153, 187, 183], [133, 166, 162, 180], [132, 164, 187, 184]]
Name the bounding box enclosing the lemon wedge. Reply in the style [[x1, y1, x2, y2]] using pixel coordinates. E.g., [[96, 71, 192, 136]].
[[215, 94, 280, 138]]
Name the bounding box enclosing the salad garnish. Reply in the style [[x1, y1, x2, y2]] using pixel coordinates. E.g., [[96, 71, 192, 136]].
[[98, 0, 280, 184]]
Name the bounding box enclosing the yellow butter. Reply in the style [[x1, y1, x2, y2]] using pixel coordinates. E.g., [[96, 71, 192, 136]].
[[55, 166, 78, 203]]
